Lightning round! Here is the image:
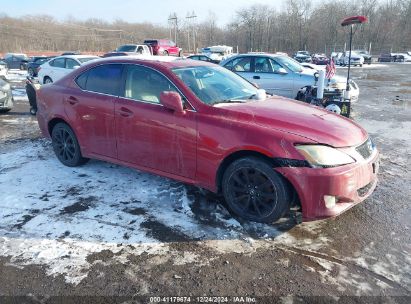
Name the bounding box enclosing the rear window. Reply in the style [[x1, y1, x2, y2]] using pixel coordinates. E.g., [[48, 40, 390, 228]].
[[144, 40, 158, 45], [116, 45, 137, 52], [75, 64, 123, 96]]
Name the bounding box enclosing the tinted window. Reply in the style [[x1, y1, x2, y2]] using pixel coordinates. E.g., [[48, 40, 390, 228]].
[[76, 72, 87, 89], [66, 59, 79, 69], [50, 58, 65, 68], [116, 45, 137, 52], [123, 65, 178, 104], [77, 64, 123, 95]]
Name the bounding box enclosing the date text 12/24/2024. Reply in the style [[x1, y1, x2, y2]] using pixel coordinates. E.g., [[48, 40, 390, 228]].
[[149, 296, 257, 303]]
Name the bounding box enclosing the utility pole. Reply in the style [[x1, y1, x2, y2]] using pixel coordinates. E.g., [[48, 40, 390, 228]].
[[186, 11, 197, 53], [168, 13, 178, 44]]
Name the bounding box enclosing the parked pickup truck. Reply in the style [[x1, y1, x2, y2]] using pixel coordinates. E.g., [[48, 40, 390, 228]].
[[103, 44, 152, 57]]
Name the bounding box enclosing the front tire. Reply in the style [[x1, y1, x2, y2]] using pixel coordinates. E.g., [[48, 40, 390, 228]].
[[222, 157, 290, 223], [51, 123, 88, 167], [162, 50, 169, 56], [28, 68, 35, 77]]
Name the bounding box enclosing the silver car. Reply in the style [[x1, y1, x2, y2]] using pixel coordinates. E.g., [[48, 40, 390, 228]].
[[0, 78, 13, 113], [220, 53, 359, 101]]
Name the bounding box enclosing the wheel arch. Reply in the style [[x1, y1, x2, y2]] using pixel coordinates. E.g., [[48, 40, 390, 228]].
[[215, 149, 301, 209], [48, 117, 70, 137]]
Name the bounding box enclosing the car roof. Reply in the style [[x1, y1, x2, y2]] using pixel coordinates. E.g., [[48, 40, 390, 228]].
[[57, 55, 100, 59], [225, 53, 284, 59], [86, 55, 214, 69]]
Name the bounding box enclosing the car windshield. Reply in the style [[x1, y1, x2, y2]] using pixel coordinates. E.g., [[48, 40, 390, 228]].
[[116, 45, 137, 52], [77, 57, 98, 64], [275, 56, 303, 73], [172, 66, 259, 105]]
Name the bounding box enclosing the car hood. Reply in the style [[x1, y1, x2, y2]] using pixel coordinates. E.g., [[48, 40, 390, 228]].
[[215, 97, 367, 148]]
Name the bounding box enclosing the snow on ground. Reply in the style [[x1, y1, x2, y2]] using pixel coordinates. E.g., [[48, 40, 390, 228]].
[[1, 139, 409, 290], [0, 139, 333, 285]]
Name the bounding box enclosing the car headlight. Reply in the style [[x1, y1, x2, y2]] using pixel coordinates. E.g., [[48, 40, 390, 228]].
[[295, 145, 355, 168]]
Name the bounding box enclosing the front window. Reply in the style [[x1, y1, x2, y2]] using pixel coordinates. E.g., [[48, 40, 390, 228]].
[[172, 66, 258, 105], [66, 59, 79, 69], [123, 65, 179, 104], [274, 56, 303, 73]]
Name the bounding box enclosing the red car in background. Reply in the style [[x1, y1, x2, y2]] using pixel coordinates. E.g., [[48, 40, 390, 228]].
[[36, 57, 379, 223], [144, 39, 182, 56], [312, 54, 330, 65]]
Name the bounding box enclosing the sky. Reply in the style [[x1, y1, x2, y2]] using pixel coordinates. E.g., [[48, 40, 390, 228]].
[[0, 0, 290, 26]]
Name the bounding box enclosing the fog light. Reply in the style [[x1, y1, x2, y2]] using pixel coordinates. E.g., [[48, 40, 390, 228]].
[[324, 195, 336, 209]]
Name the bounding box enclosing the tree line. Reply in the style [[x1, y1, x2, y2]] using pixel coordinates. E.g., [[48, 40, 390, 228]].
[[0, 0, 409, 56]]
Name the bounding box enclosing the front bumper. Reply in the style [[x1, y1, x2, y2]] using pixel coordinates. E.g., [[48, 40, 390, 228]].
[[277, 150, 379, 221]]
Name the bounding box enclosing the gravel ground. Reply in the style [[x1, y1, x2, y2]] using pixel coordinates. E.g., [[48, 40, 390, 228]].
[[0, 64, 410, 304]]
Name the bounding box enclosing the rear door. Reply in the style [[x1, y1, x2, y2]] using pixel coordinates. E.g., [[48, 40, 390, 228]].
[[64, 64, 123, 158], [223, 56, 254, 83], [115, 64, 197, 178]]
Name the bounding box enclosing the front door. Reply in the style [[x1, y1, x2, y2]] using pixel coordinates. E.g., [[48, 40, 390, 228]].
[[115, 64, 197, 178]]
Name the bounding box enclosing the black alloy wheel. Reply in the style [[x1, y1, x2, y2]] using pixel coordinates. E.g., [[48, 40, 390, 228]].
[[51, 123, 88, 167], [222, 157, 290, 223]]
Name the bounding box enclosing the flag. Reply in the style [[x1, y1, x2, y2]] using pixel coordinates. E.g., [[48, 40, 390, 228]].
[[325, 58, 336, 79]]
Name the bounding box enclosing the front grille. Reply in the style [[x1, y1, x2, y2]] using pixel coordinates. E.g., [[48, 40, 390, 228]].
[[356, 138, 374, 160], [358, 181, 375, 197]]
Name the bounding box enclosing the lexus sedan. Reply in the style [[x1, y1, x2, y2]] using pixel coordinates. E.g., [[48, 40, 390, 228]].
[[36, 57, 379, 223]]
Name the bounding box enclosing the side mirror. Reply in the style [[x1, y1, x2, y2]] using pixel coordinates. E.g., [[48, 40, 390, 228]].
[[160, 91, 184, 113], [275, 67, 288, 75]]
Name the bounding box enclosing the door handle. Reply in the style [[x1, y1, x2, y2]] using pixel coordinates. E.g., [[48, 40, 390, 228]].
[[67, 96, 79, 105], [253, 76, 260, 79], [118, 107, 133, 117]]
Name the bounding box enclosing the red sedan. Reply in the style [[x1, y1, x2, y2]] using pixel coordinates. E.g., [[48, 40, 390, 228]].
[[36, 57, 379, 223]]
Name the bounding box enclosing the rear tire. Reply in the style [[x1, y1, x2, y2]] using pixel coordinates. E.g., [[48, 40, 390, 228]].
[[28, 68, 35, 77], [222, 157, 290, 223], [163, 50, 169, 56], [51, 123, 88, 167]]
